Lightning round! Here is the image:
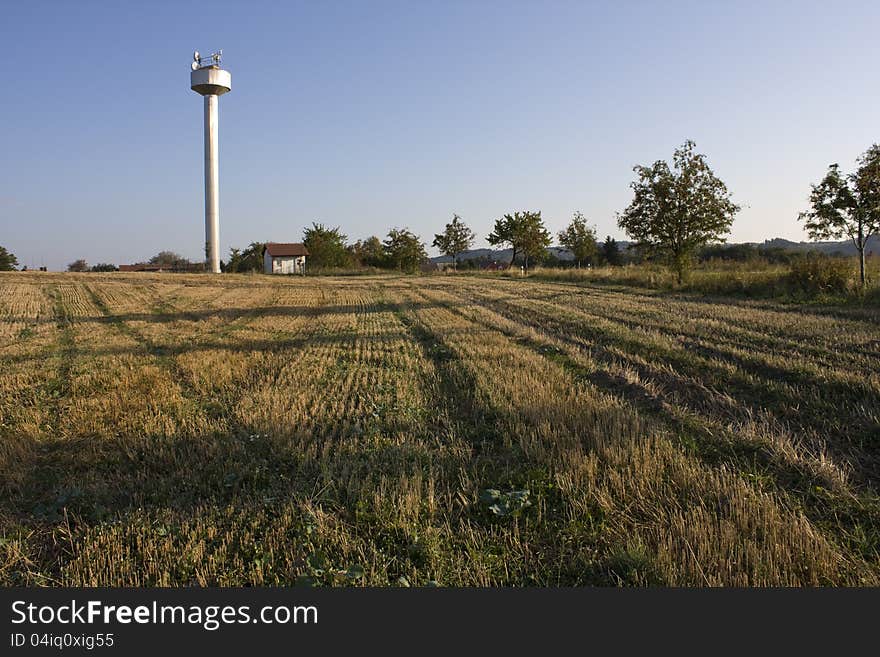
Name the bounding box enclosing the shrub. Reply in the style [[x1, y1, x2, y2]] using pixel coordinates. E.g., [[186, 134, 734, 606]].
[[786, 255, 854, 295]]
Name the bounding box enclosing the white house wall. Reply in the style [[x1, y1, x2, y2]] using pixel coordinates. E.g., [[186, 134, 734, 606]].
[[265, 255, 306, 274]]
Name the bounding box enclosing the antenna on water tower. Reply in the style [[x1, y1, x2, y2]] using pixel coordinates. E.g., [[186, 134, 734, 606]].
[[190, 49, 231, 274]]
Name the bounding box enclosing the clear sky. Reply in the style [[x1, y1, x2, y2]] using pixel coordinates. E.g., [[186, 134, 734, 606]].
[[2, 1, 878, 270]]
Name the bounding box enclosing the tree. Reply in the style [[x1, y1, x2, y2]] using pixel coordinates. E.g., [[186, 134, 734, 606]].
[[486, 210, 552, 271], [383, 228, 427, 273], [303, 223, 351, 269], [600, 236, 622, 266], [349, 236, 385, 268], [798, 145, 880, 288], [226, 248, 243, 273], [220, 246, 242, 273], [149, 251, 192, 268], [0, 246, 18, 271], [557, 212, 598, 268], [432, 214, 476, 270], [67, 259, 89, 272], [699, 243, 759, 263], [226, 242, 266, 273], [618, 140, 740, 283], [90, 263, 118, 272]]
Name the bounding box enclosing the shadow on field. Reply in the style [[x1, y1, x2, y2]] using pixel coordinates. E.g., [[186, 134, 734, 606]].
[[6, 420, 474, 533], [9, 329, 430, 365], [2, 299, 464, 366], [411, 290, 880, 565], [1, 291, 516, 581], [451, 274, 880, 325], [16, 300, 452, 327], [395, 306, 507, 453], [432, 286, 880, 487]]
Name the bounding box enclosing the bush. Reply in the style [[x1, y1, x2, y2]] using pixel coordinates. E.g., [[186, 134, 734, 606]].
[[698, 243, 759, 262], [786, 255, 854, 295], [67, 259, 89, 272], [468, 256, 878, 304]]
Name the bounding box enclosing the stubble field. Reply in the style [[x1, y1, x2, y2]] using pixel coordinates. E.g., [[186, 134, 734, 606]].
[[1, 272, 878, 586]]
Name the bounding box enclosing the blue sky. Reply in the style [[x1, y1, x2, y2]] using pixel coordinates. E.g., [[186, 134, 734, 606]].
[[1, 1, 878, 270]]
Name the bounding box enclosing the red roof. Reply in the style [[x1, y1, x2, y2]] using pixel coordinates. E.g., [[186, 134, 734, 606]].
[[264, 243, 309, 257]]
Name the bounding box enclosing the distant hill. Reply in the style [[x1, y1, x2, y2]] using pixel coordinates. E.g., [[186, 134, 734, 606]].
[[758, 236, 879, 257], [431, 236, 878, 264]]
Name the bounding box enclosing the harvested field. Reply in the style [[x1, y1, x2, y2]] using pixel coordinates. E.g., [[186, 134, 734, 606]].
[[1, 272, 878, 586]]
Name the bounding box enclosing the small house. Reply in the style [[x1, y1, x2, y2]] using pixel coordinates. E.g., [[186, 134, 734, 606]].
[[263, 243, 309, 275]]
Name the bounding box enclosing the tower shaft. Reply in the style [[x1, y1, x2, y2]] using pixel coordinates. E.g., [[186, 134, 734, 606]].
[[191, 55, 230, 274], [203, 94, 220, 273]]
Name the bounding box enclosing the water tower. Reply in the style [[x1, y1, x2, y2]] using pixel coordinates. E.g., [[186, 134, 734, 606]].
[[190, 50, 231, 273]]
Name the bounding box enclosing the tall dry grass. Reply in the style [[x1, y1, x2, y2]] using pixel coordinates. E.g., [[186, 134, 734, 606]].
[[479, 256, 880, 301]]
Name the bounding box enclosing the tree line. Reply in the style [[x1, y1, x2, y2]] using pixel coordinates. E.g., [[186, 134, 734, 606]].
[[64, 251, 193, 272], [225, 226, 432, 274], [3, 140, 877, 286], [222, 215, 625, 274], [225, 139, 880, 286]]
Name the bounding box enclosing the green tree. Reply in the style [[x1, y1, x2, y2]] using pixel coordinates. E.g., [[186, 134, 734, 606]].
[[432, 214, 476, 270], [600, 236, 622, 266], [799, 144, 880, 288], [226, 242, 265, 273], [90, 263, 118, 272], [67, 259, 89, 272], [557, 212, 598, 268], [226, 248, 243, 273], [149, 251, 192, 268], [618, 140, 740, 283], [0, 246, 18, 271], [383, 228, 427, 273], [486, 210, 552, 271], [350, 236, 385, 268], [303, 223, 351, 269]]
